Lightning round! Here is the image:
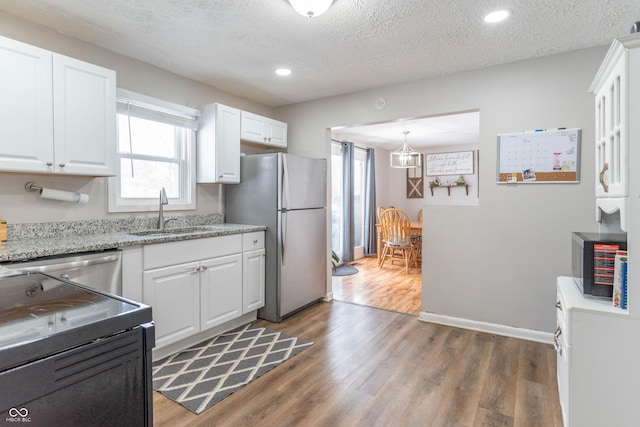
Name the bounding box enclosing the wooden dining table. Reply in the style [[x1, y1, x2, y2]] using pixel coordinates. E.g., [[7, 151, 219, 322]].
[[376, 221, 422, 264]]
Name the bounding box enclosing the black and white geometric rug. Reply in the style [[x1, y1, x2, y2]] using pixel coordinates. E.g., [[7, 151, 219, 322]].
[[152, 324, 313, 415]]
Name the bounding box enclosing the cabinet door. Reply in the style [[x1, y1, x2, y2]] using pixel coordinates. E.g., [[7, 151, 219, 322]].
[[267, 119, 287, 148], [197, 103, 240, 183], [53, 54, 117, 176], [243, 249, 265, 314], [0, 36, 54, 173], [200, 254, 243, 331], [595, 54, 627, 198], [240, 111, 266, 144], [143, 262, 200, 349]]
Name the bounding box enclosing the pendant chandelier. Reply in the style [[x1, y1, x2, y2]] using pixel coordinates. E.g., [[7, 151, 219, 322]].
[[390, 131, 422, 168], [288, 0, 334, 18]]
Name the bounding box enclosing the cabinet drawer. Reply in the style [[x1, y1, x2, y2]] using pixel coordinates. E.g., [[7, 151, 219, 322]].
[[144, 235, 242, 270], [243, 231, 265, 250]]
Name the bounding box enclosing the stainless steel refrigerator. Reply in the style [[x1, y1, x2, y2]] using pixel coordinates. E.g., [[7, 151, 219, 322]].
[[225, 153, 327, 322]]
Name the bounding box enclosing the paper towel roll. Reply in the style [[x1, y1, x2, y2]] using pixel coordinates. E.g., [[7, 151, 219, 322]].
[[40, 188, 89, 204]]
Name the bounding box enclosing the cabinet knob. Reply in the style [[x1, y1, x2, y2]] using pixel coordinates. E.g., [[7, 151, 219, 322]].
[[253, 239, 258, 244], [599, 162, 609, 193], [555, 300, 563, 311], [59, 163, 66, 168], [46, 162, 53, 167]]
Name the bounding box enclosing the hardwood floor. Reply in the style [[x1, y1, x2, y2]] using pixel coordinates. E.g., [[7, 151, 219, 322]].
[[153, 301, 563, 427], [332, 255, 421, 315]]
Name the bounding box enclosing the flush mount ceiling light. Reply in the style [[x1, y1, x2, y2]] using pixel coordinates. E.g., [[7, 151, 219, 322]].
[[484, 9, 510, 23], [276, 68, 292, 76], [390, 131, 422, 168], [288, 0, 334, 18]]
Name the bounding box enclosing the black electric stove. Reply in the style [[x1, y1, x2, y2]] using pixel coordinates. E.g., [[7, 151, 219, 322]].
[[0, 272, 154, 427]]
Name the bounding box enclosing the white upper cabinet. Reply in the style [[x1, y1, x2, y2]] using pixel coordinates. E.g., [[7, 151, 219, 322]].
[[591, 45, 627, 199], [0, 36, 116, 176], [197, 103, 241, 184], [589, 33, 640, 230], [0, 37, 54, 173], [240, 111, 288, 148], [52, 54, 116, 176]]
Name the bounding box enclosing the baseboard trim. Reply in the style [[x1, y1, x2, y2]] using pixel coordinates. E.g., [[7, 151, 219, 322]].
[[418, 311, 554, 345]]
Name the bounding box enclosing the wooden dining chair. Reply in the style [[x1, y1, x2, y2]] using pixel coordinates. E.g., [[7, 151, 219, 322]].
[[378, 208, 417, 273], [377, 206, 394, 261], [410, 209, 422, 265]]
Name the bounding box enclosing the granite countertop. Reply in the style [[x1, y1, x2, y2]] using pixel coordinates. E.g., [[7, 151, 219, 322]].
[[0, 215, 266, 263]]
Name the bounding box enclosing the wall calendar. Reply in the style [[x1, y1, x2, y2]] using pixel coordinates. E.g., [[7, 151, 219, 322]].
[[496, 128, 581, 183]]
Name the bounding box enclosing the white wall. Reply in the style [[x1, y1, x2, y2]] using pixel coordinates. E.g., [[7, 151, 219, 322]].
[[0, 11, 274, 224], [0, 10, 608, 333], [277, 46, 607, 333]]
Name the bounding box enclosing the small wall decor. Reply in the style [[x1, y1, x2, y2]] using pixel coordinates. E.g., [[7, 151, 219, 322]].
[[406, 155, 424, 198], [425, 151, 474, 176]]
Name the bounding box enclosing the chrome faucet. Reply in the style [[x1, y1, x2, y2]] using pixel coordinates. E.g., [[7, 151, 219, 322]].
[[158, 187, 168, 230]]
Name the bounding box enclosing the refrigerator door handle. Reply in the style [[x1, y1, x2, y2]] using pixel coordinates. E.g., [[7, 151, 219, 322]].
[[281, 210, 287, 264], [282, 154, 290, 210]]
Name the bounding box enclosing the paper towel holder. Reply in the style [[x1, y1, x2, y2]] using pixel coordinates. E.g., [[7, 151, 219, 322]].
[[25, 182, 43, 193]]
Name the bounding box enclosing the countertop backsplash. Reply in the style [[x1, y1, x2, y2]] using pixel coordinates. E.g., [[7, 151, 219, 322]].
[[6, 213, 224, 241], [0, 213, 268, 263]]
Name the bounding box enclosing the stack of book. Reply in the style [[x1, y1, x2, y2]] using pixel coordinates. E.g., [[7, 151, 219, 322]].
[[613, 250, 628, 309]]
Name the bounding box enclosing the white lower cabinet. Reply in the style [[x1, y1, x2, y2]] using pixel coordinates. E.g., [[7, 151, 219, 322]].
[[132, 232, 265, 357], [243, 249, 265, 313], [143, 261, 201, 348], [556, 277, 640, 427], [200, 254, 243, 330]]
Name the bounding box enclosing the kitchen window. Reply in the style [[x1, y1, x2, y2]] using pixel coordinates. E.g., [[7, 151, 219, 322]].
[[108, 89, 198, 213]]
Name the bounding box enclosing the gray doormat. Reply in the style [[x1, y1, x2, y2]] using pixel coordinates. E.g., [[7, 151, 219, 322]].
[[332, 265, 359, 276], [152, 323, 313, 414]]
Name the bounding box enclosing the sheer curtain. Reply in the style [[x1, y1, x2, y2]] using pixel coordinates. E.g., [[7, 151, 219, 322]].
[[341, 141, 354, 262], [363, 148, 377, 255]]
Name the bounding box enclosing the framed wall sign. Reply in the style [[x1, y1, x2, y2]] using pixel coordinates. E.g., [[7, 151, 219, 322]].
[[425, 151, 474, 176]]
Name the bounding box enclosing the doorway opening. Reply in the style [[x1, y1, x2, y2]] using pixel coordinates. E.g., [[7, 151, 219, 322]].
[[329, 110, 480, 316]]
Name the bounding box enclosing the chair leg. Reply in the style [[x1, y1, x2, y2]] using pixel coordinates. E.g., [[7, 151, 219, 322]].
[[379, 246, 389, 269]]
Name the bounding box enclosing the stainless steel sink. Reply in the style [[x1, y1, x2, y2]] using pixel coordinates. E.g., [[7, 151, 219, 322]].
[[128, 226, 206, 237]]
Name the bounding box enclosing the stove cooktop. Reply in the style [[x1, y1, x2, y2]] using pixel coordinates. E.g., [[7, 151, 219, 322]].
[[0, 273, 152, 371]]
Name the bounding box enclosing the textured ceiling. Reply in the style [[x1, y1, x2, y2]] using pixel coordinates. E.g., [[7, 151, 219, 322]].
[[0, 0, 638, 109], [333, 110, 480, 150]]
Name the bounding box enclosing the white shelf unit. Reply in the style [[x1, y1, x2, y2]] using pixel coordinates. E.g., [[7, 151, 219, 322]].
[[555, 277, 640, 427]]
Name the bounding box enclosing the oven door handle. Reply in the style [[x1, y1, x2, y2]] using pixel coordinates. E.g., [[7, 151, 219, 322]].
[[16, 253, 121, 273]]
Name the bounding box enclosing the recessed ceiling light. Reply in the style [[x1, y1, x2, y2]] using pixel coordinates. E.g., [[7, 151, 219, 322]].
[[276, 68, 292, 76], [484, 9, 510, 23]]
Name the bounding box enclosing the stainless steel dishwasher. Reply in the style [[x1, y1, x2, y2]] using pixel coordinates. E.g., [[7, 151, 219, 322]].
[[3, 249, 123, 295]]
